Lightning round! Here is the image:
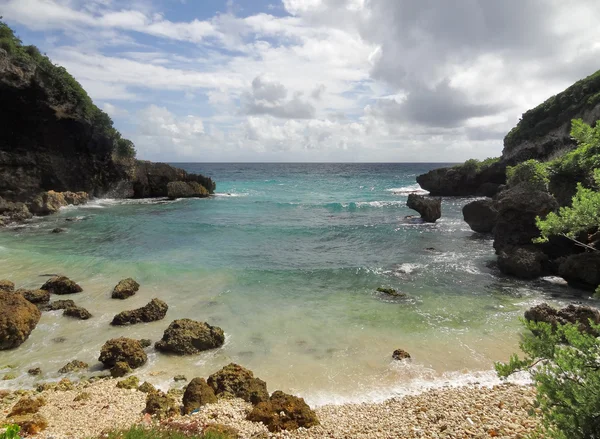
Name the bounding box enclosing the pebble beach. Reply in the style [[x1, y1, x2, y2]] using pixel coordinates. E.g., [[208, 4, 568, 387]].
[[0, 378, 540, 439]]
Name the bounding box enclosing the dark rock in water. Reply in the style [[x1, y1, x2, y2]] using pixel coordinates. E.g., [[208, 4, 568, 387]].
[[524, 303, 600, 336], [132, 161, 215, 199], [0, 280, 15, 292], [111, 278, 139, 300], [143, 391, 178, 419], [0, 291, 41, 350], [27, 368, 41, 376], [406, 194, 441, 223], [63, 306, 91, 320], [174, 374, 187, 382], [16, 289, 50, 305], [208, 363, 269, 405], [111, 298, 168, 326], [416, 162, 507, 197], [392, 349, 411, 360], [493, 186, 559, 253], [51, 228, 65, 234], [40, 276, 82, 295], [52, 336, 67, 343], [376, 287, 406, 298], [58, 360, 88, 374], [139, 339, 152, 348], [424, 247, 436, 251], [167, 181, 210, 199], [497, 246, 547, 279], [42, 300, 75, 311], [182, 377, 217, 414], [110, 361, 131, 378], [155, 319, 225, 355], [99, 337, 147, 369], [558, 252, 600, 290], [462, 199, 498, 234], [246, 390, 319, 432]]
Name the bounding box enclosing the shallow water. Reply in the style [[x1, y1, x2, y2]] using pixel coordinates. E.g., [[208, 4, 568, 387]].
[[0, 163, 590, 405]]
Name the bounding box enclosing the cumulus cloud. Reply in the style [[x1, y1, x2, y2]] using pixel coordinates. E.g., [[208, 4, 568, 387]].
[[241, 76, 316, 119]]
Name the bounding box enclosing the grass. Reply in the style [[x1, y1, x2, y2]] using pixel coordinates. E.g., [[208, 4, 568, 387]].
[[99, 426, 234, 439]]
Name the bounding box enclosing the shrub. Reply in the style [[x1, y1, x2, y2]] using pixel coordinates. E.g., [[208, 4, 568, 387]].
[[507, 159, 550, 190], [495, 319, 600, 439], [102, 426, 233, 439], [0, 425, 20, 439], [453, 157, 500, 174]]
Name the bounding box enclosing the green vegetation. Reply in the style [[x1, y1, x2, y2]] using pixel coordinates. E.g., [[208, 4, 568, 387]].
[[495, 320, 600, 439], [453, 157, 500, 174], [99, 426, 233, 439], [504, 69, 600, 149], [0, 20, 135, 159], [0, 425, 20, 439], [506, 159, 550, 190]]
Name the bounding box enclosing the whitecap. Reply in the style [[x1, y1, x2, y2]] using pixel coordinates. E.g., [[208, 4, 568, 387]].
[[395, 263, 423, 274], [541, 276, 568, 286], [214, 193, 249, 197], [386, 184, 429, 195]]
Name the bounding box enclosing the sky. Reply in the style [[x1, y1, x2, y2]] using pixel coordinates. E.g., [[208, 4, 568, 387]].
[[2, 0, 600, 162]]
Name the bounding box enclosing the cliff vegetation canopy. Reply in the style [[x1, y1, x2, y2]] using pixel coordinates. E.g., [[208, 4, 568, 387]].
[[0, 20, 136, 159]]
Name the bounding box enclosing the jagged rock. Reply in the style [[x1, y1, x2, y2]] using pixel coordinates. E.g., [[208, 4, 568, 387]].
[[406, 194, 441, 223], [558, 252, 600, 290], [497, 246, 547, 279], [16, 289, 50, 304], [392, 349, 411, 360], [111, 298, 168, 325], [99, 337, 147, 369], [9, 414, 48, 435], [110, 361, 132, 378], [58, 360, 88, 374], [63, 305, 92, 320], [0, 291, 41, 350], [28, 191, 88, 216], [247, 391, 319, 432], [493, 186, 559, 252], [62, 192, 89, 206], [143, 391, 179, 419], [207, 363, 269, 405], [40, 276, 82, 295], [524, 303, 600, 336], [111, 278, 140, 300], [182, 377, 217, 414], [116, 376, 139, 389], [42, 299, 75, 311], [0, 198, 32, 225], [51, 227, 66, 234], [133, 161, 215, 198], [27, 368, 41, 376], [73, 392, 91, 402], [138, 382, 156, 393], [416, 162, 507, 197], [8, 396, 45, 416], [0, 280, 14, 292], [139, 339, 152, 348], [462, 199, 498, 233], [155, 319, 225, 355], [167, 181, 210, 199]]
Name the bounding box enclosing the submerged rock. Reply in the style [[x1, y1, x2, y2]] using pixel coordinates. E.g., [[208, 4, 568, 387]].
[[392, 349, 411, 360], [167, 181, 210, 199], [462, 199, 498, 233], [99, 337, 147, 369], [182, 377, 217, 414], [155, 319, 225, 355], [16, 288, 50, 304], [63, 305, 92, 320], [247, 390, 319, 432], [376, 287, 406, 298], [58, 360, 88, 374], [0, 291, 41, 350], [207, 363, 269, 405], [524, 303, 600, 336], [51, 227, 66, 234], [27, 368, 42, 376], [406, 194, 441, 223], [111, 278, 140, 300], [40, 276, 82, 295], [42, 299, 75, 311], [111, 298, 168, 325]]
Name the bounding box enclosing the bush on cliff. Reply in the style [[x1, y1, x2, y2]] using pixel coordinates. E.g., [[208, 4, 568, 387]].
[[507, 159, 550, 190], [495, 319, 600, 439], [550, 119, 600, 185], [0, 21, 136, 159], [454, 157, 500, 174]]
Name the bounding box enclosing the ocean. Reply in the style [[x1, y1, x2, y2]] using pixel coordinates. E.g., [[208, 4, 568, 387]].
[[0, 163, 583, 405]]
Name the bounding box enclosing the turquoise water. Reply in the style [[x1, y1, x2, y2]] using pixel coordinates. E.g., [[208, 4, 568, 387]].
[[0, 163, 583, 404]]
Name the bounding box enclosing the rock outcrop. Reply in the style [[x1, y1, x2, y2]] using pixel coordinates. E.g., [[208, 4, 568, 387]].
[[462, 199, 498, 233], [247, 391, 319, 432], [182, 378, 218, 414], [497, 246, 547, 279], [406, 194, 441, 223], [63, 305, 92, 320], [99, 337, 147, 369], [58, 360, 88, 374], [111, 278, 139, 300], [155, 319, 225, 355], [42, 299, 75, 311], [0, 291, 41, 350], [207, 363, 269, 405], [167, 181, 210, 199], [558, 252, 600, 290], [40, 276, 82, 295], [111, 298, 168, 325], [17, 289, 50, 304], [131, 161, 215, 199], [416, 161, 506, 197], [28, 191, 88, 215], [524, 303, 600, 336], [0, 280, 14, 292], [144, 391, 179, 419]]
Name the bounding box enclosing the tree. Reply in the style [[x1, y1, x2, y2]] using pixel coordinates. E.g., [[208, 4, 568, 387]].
[[115, 138, 136, 159]]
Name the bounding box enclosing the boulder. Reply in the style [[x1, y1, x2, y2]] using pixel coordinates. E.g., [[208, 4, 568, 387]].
[[182, 377, 218, 414], [9, 414, 48, 436], [167, 181, 210, 199], [392, 349, 411, 360], [497, 246, 547, 279], [63, 305, 92, 320], [111, 298, 168, 326], [155, 319, 225, 355], [62, 191, 89, 206], [116, 376, 139, 389], [16, 289, 50, 304], [558, 252, 600, 289], [42, 299, 75, 311], [110, 361, 132, 378], [493, 186, 558, 252], [0, 280, 14, 292], [99, 337, 147, 369], [40, 276, 82, 295], [111, 278, 140, 300], [8, 396, 45, 416], [58, 360, 88, 374], [207, 363, 269, 405], [0, 291, 41, 350], [51, 228, 66, 234], [462, 199, 498, 233], [138, 382, 156, 393], [139, 339, 152, 348], [132, 161, 215, 198], [524, 303, 600, 336], [27, 368, 41, 376], [406, 194, 441, 223], [143, 391, 179, 419], [247, 391, 319, 432], [28, 191, 88, 216]]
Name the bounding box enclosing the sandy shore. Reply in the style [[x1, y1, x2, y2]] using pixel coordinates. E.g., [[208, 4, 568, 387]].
[[0, 378, 540, 439]]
